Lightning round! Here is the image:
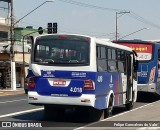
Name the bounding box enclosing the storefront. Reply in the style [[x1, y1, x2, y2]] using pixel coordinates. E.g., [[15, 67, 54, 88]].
[[0, 53, 29, 89]]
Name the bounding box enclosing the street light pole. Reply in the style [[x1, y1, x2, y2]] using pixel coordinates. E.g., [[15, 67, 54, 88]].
[[10, 0, 54, 90], [116, 11, 130, 40], [118, 28, 150, 40], [14, 1, 54, 26]]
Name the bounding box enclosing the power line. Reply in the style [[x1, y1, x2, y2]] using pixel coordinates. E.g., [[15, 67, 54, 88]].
[[128, 12, 160, 29], [58, 0, 160, 30], [58, 0, 126, 12], [16, 0, 160, 36]]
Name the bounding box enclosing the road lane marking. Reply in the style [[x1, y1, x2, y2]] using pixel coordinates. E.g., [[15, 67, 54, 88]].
[[74, 100, 160, 130], [0, 99, 27, 104], [0, 108, 43, 118]]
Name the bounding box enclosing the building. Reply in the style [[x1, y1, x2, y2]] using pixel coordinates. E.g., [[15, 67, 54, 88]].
[[14, 26, 41, 88], [0, 0, 11, 88], [0, 0, 42, 88], [0, 26, 41, 88]]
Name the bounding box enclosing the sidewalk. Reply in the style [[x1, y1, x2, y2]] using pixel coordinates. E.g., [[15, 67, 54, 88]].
[[86, 100, 160, 130], [0, 87, 25, 96]]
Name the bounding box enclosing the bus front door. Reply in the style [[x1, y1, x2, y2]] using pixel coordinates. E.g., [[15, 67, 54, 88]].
[[126, 54, 134, 110]]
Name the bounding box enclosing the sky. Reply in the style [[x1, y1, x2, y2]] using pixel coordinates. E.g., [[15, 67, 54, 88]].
[[13, 0, 160, 40]]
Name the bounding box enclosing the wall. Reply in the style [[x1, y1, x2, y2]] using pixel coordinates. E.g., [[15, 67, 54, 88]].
[[15, 53, 30, 64]]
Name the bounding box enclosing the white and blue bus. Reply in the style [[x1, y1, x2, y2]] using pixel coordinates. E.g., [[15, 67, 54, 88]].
[[114, 40, 160, 95], [27, 34, 138, 121]]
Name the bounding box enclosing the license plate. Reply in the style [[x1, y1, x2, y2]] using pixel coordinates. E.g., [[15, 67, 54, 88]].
[[53, 80, 66, 86]]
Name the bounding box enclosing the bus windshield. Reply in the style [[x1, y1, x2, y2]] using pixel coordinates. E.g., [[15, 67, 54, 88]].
[[122, 43, 152, 62], [33, 35, 90, 66]]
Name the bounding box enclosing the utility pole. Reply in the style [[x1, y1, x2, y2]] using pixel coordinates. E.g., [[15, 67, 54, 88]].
[[115, 11, 130, 40], [116, 12, 118, 41], [9, 0, 54, 90], [10, 0, 16, 90]]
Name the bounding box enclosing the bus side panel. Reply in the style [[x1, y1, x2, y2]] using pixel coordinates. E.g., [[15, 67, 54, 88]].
[[138, 63, 157, 84], [138, 62, 158, 92], [137, 44, 160, 93], [138, 63, 149, 84], [94, 72, 124, 109]]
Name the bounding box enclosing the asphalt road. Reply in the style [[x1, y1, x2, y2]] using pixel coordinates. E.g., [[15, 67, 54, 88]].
[[0, 92, 159, 130]]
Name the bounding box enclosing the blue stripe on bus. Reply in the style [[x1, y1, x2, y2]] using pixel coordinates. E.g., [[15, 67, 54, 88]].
[[94, 72, 123, 109]]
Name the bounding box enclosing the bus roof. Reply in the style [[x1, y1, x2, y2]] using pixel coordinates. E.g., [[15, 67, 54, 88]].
[[34, 33, 133, 52], [35, 33, 91, 39], [96, 38, 133, 52], [113, 40, 154, 44]]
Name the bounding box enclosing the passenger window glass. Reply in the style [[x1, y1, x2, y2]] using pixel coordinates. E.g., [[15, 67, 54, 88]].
[[117, 50, 121, 60], [101, 47, 106, 58], [112, 49, 116, 60], [97, 46, 101, 58], [97, 60, 107, 72], [121, 51, 125, 61], [118, 61, 124, 72], [108, 61, 117, 72], [108, 49, 111, 59]]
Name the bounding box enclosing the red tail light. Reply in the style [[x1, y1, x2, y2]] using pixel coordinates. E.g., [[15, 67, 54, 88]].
[[28, 78, 36, 88], [83, 79, 94, 90]]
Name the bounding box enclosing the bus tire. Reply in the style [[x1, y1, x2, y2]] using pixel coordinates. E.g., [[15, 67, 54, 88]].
[[104, 106, 112, 118], [44, 105, 53, 119], [44, 105, 65, 120], [125, 101, 133, 111], [88, 107, 103, 122], [104, 96, 113, 118]]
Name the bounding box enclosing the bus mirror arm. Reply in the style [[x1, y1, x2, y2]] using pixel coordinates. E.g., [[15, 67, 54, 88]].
[[132, 50, 137, 57]]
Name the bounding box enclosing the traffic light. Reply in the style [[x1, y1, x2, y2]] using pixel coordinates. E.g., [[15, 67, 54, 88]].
[[53, 22, 57, 33], [47, 23, 53, 34], [47, 22, 58, 34]]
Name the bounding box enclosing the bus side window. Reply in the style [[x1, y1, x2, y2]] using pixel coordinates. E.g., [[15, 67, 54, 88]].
[[121, 51, 127, 73], [107, 48, 118, 72], [96, 46, 107, 72], [117, 50, 124, 72], [118, 61, 124, 72], [98, 60, 107, 72], [108, 61, 117, 72]]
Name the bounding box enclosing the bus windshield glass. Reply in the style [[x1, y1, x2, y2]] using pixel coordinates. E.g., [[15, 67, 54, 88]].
[[122, 43, 152, 61], [33, 35, 90, 66]]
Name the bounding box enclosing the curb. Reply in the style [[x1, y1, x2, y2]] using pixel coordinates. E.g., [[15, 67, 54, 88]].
[[0, 90, 25, 96]]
